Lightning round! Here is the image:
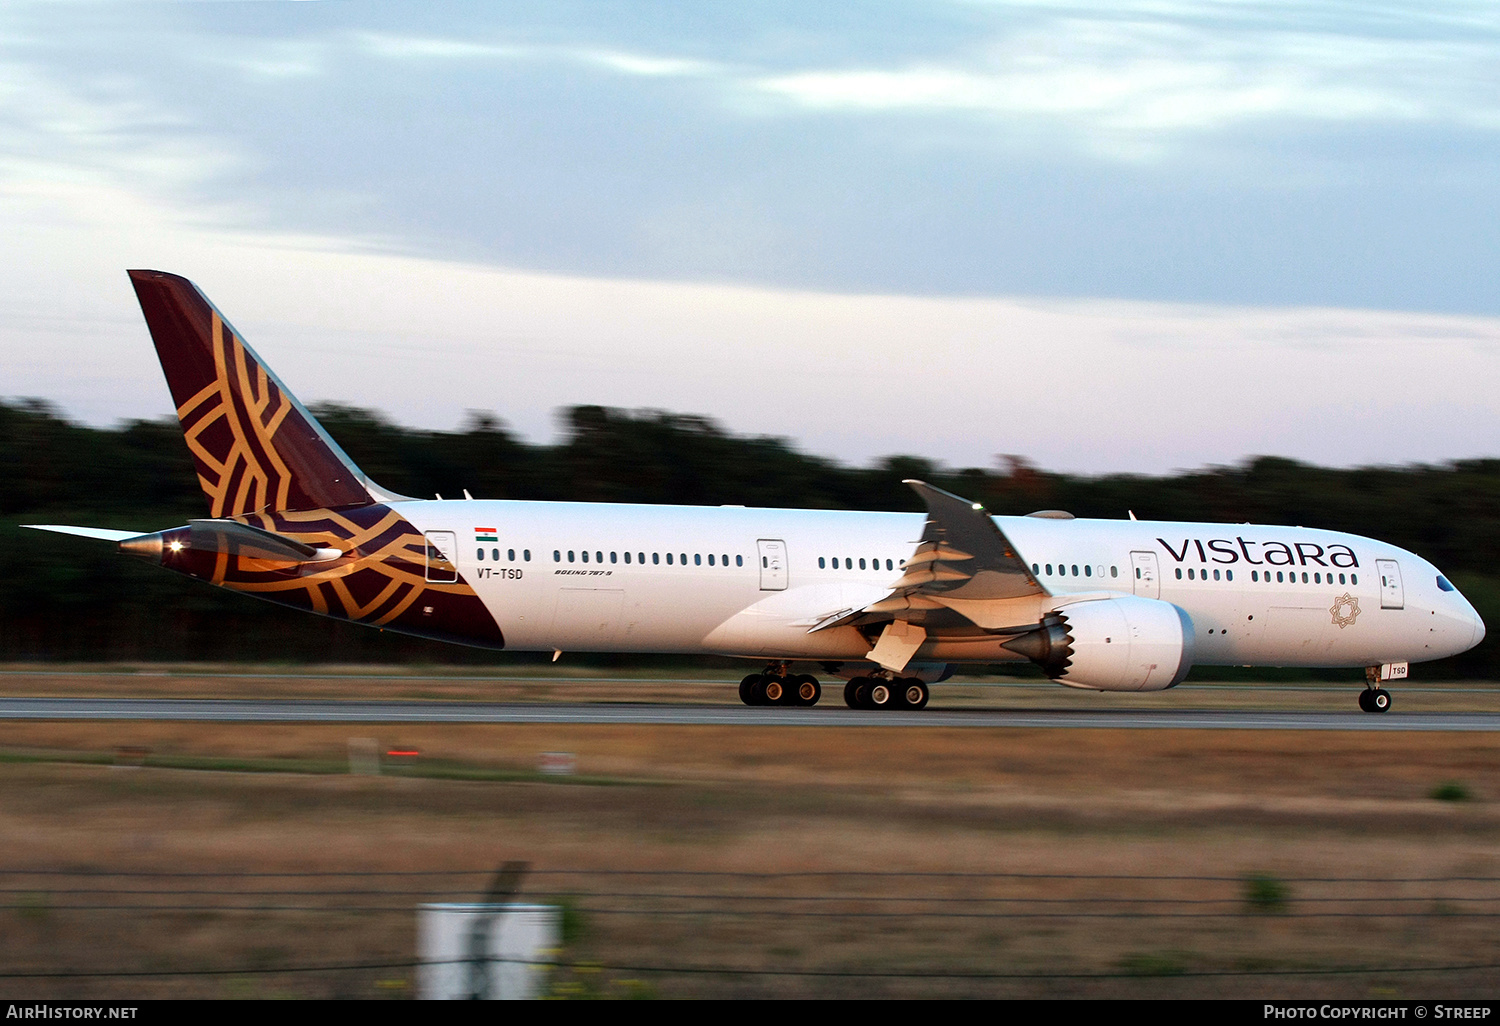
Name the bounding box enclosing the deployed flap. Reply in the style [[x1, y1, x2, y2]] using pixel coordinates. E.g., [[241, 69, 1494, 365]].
[[868, 620, 927, 673], [187, 519, 340, 562], [808, 480, 1048, 634], [899, 480, 1046, 602]]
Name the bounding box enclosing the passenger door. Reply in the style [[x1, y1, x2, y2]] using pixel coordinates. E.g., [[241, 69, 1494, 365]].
[[1130, 550, 1160, 599], [424, 531, 458, 583], [1377, 559, 1404, 609], [757, 539, 788, 591]]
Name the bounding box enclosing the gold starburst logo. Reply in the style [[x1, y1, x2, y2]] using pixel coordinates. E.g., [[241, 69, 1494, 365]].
[[1330, 593, 1360, 629]]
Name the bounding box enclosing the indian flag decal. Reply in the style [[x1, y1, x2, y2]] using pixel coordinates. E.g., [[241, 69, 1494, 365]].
[[474, 527, 498, 542]]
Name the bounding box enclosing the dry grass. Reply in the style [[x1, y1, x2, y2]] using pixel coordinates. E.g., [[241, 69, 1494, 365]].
[[2, 668, 1500, 998]]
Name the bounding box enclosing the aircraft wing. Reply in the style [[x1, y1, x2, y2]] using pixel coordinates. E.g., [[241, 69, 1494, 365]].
[[811, 479, 1048, 633]]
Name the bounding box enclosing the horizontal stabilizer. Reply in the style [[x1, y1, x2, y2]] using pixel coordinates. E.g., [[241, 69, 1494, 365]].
[[187, 520, 342, 562], [21, 525, 143, 543]]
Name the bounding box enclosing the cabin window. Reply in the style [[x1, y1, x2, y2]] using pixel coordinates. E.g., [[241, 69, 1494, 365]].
[[1338, 573, 1345, 584], [1084, 565, 1092, 577], [1226, 570, 1233, 581], [1252, 571, 1259, 581], [695, 554, 702, 566], [1046, 564, 1053, 575], [708, 554, 715, 566], [859, 558, 866, 570], [1276, 571, 1284, 582], [653, 552, 660, 564], [1351, 573, 1358, 585], [506, 549, 513, 561], [624, 552, 631, 564], [553, 550, 561, 562], [819, 557, 826, 569], [477, 548, 484, 561], [1176, 568, 1184, 579], [666, 553, 673, 565], [1072, 564, 1079, 576], [1302, 572, 1309, 583], [736, 555, 743, 567], [524, 550, 530, 561], [637, 552, 644, 564], [886, 559, 893, 570], [581, 550, 589, 563], [845, 558, 852, 569], [1135, 567, 1141, 579], [1111, 566, 1118, 578], [610, 551, 618, 564], [763, 557, 768, 568], [680, 553, 687, 565], [1032, 563, 1040, 574]]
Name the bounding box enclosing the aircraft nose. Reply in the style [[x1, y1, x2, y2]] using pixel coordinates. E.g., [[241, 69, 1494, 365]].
[[1471, 608, 1486, 650]]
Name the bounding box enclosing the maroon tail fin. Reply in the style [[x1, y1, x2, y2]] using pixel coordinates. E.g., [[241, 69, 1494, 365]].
[[128, 270, 381, 517]]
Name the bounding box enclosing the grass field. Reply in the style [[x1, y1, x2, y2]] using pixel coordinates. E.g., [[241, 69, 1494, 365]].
[[2, 666, 1499, 998]]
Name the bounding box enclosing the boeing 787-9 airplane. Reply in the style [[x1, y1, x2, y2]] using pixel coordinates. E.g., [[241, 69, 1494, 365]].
[[23, 271, 1486, 712]]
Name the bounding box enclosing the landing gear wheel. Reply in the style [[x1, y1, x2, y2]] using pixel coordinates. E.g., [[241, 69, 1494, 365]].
[[1357, 688, 1373, 712], [844, 678, 861, 709], [901, 679, 929, 710], [792, 674, 821, 707], [740, 674, 764, 706], [850, 678, 873, 709], [868, 682, 893, 708], [1372, 688, 1391, 713], [763, 675, 789, 705]]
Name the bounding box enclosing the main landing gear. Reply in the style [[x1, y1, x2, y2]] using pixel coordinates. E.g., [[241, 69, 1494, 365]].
[[843, 675, 929, 711], [739, 666, 822, 707]]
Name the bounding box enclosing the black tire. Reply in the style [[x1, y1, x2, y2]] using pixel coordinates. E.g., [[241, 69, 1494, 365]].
[[740, 674, 763, 706], [1372, 688, 1392, 712], [794, 674, 821, 706], [1357, 688, 1373, 712], [851, 679, 872, 709], [844, 679, 861, 708], [763, 675, 787, 705], [868, 682, 892, 708], [903, 679, 929, 710]]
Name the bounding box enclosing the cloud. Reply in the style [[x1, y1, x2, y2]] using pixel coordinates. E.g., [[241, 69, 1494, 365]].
[[752, 12, 1500, 156]]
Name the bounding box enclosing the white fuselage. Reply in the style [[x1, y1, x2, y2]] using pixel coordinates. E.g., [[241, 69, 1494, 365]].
[[398, 500, 1484, 670]]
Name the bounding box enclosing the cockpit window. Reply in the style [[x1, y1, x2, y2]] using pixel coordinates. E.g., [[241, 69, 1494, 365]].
[[1437, 575, 1456, 592]]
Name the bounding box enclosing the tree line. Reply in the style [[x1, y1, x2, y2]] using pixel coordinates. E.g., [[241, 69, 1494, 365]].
[[3, 398, 1497, 676]]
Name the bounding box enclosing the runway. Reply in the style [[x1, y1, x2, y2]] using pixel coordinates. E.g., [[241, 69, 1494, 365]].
[[3, 697, 1500, 731]]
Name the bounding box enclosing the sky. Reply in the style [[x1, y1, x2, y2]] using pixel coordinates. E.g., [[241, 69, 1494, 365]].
[[1, 1, 1498, 475]]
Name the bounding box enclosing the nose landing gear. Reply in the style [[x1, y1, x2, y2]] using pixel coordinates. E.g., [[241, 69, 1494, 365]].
[[1359, 666, 1394, 713]]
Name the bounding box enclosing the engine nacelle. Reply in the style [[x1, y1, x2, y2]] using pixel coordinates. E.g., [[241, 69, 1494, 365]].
[[1002, 595, 1195, 691]]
